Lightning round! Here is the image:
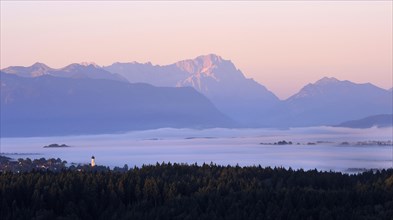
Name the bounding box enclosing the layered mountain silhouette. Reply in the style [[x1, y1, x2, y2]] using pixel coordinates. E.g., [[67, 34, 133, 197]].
[[0, 72, 233, 137], [104, 56, 392, 127], [335, 114, 393, 128], [1, 55, 392, 137], [105, 54, 280, 126]]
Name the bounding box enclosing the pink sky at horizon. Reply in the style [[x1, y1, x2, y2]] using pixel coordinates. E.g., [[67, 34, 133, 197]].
[[1, 1, 392, 99]]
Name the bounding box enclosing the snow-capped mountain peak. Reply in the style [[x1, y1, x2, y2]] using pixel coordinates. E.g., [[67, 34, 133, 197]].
[[79, 62, 100, 68], [63, 62, 102, 72], [175, 54, 224, 75], [315, 77, 340, 85], [196, 54, 223, 66]]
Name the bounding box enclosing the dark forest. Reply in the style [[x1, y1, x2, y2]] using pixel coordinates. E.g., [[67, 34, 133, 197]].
[[1, 163, 393, 220]]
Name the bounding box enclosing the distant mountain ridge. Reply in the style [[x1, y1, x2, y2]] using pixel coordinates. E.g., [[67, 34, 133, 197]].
[[2, 62, 127, 82]]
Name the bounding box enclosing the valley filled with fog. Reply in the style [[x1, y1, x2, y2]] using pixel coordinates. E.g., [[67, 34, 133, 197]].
[[1, 56, 392, 172], [1, 127, 392, 172]]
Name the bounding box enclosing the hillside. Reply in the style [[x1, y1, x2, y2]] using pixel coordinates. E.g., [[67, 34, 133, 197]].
[[335, 114, 393, 128], [0, 72, 233, 137]]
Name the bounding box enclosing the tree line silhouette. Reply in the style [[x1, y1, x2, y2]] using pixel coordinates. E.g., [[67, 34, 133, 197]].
[[1, 162, 393, 219]]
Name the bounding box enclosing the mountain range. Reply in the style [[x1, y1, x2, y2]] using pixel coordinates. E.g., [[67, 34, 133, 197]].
[[1, 54, 392, 136], [104, 54, 280, 126], [2, 62, 126, 82], [104, 54, 392, 127]]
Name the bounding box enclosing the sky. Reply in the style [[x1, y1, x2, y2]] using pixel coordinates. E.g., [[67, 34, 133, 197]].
[[1, 1, 392, 99]]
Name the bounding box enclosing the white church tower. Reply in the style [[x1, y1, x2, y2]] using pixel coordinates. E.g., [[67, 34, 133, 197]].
[[91, 156, 95, 167]]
